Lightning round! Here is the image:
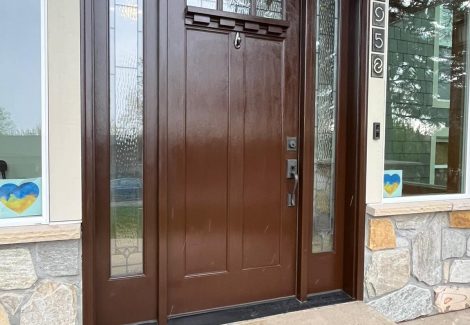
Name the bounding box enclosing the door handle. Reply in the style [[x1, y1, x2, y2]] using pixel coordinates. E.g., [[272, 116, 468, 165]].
[[287, 159, 299, 207], [288, 173, 299, 207]]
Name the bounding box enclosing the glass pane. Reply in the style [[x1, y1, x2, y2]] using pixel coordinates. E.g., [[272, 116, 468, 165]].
[[0, 0, 43, 219], [385, 2, 469, 197], [313, 0, 338, 253], [256, 0, 283, 19], [110, 0, 144, 277], [223, 0, 251, 15], [187, 0, 217, 10]]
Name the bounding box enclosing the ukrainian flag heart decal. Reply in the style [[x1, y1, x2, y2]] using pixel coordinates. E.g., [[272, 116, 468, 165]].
[[384, 173, 401, 196], [0, 182, 40, 213]]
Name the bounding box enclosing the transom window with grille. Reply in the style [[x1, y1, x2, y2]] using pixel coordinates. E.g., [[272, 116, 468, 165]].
[[187, 0, 284, 20]]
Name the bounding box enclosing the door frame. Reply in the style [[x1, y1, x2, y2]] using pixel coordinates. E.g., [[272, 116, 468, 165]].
[[81, 0, 370, 324], [296, 0, 370, 301]]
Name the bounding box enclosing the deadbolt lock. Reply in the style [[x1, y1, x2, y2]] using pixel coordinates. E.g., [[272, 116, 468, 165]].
[[287, 137, 297, 151]]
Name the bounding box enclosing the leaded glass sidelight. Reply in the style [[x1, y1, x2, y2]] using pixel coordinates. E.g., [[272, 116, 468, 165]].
[[312, 0, 339, 253], [109, 0, 144, 277]]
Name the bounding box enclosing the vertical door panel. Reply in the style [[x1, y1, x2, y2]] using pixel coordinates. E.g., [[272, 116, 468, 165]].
[[185, 29, 230, 276], [92, 0, 158, 323], [307, 0, 347, 294], [242, 37, 284, 269]]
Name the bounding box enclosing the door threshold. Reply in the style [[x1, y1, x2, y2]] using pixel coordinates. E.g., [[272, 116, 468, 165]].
[[168, 290, 353, 325]]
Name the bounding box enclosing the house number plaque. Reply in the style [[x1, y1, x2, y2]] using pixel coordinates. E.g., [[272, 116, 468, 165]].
[[370, 0, 387, 78], [372, 2, 386, 27], [371, 54, 384, 78]]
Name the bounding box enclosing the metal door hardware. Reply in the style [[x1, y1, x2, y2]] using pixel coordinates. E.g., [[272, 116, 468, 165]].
[[286, 159, 298, 178], [287, 159, 299, 207], [373, 122, 381, 140], [234, 32, 242, 49], [287, 137, 297, 151]]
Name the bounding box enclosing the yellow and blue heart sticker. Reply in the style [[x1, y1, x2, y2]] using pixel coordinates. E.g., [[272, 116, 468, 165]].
[[384, 170, 402, 198], [0, 178, 42, 218]]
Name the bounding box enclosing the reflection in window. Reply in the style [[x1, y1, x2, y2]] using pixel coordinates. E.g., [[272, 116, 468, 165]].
[[385, 1, 469, 197], [188, 0, 284, 20], [187, 0, 217, 10], [110, 0, 144, 277], [0, 0, 44, 219], [223, 0, 251, 15], [256, 0, 283, 19], [312, 0, 338, 253]]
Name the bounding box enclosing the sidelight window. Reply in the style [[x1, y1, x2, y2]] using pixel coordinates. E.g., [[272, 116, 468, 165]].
[[187, 0, 284, 20], [312, 0, 339, 253], [384, 1, 470, 199], [0, 0, 48, 225], [109, 0, 144, 277]]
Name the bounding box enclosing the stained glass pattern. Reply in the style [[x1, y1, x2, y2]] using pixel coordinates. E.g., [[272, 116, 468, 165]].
[[188, 0, 283, 19], [109, 0, 144, 277], [256, 0, 283, 19], [223, 0, 251, 15], [313, 0, 338, 253], [187, 0, 217, 9]]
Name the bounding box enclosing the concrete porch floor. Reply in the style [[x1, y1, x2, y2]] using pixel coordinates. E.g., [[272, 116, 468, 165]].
[[229, 301, 470, 325]]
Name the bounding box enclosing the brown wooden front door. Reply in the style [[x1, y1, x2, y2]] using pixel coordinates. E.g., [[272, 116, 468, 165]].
[[166, 1, 300, 315], [84, 0, 368, 324]]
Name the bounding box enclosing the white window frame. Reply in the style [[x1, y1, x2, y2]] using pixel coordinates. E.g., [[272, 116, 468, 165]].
[[0, 0, 49, 227], [382, 5, 470, 204], [433, 5, 452, 109]]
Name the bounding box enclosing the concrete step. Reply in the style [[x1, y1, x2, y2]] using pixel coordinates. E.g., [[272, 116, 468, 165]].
[[229, 302, 395, 325]]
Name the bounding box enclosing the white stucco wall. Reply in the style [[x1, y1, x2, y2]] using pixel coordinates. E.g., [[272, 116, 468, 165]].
[[47, 0, 82, 222]]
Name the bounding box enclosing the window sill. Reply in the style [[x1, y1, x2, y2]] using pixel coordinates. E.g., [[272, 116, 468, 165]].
[[367, 199, 470, 217], [0, 223, 81, 245]]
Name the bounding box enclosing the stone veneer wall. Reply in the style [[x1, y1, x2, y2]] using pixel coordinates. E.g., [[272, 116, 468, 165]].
[[0, 240, 81, 325], [364, 211, 470, 322]]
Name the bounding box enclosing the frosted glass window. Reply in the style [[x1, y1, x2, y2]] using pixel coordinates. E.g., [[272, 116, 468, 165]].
[[110, 0, 144, 277], [312, 0, 339, 253]]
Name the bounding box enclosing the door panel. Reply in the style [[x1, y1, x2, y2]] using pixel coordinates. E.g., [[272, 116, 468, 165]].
[[185, 29, 230, 276], [167, 0, 300, 315], [242, 36, 284, 269]]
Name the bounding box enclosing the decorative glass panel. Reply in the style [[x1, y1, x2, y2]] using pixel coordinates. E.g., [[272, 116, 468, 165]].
[[0, 0, 44, 219], [312, 0, 338, 253], [256, 0, 283, 19], [109, 0, 144, 277], [223, 0, 251, 15], [385, 2, 469, 197], [187, 0, 217, 10]]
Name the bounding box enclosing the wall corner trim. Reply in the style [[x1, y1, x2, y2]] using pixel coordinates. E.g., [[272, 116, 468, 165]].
[[366, 198, 470, 217]]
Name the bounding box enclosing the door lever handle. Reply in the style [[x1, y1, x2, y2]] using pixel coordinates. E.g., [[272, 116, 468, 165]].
[[288, 173, 299, 207]]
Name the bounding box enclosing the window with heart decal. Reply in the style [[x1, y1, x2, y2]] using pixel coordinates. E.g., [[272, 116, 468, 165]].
[[0, 178, 42, 218], [383, 170, 403, 198]]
